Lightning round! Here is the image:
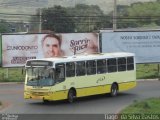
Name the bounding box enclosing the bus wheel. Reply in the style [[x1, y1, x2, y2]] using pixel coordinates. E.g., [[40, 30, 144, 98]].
[[110, 83, 118, 97], [43, 99, 50, 104], [68, 89, 76, 103]]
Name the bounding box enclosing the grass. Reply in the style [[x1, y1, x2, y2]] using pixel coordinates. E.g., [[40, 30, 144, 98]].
[[136, 64, 159, 79], [0, 64, 159, 82], [120, 97, 160, 114], [0, 68, 25, 82]]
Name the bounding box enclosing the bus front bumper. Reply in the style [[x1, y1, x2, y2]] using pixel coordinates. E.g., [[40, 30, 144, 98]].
[[24, 91, 53, 100], [24, 90, 68, 101]]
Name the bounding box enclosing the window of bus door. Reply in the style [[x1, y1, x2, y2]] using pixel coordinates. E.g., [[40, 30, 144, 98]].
[[55, 63, 65, 83], [26, 67, 55, 86]]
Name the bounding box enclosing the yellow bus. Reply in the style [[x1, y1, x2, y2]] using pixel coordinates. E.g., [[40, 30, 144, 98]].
[[24, 52, 136, 103]]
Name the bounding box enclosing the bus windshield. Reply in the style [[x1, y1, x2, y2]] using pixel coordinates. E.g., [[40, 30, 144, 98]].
[[26, 67, 55, 86]]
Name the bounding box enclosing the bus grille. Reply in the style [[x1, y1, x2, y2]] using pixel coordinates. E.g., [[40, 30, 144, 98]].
[[31, 92, 46, 96]]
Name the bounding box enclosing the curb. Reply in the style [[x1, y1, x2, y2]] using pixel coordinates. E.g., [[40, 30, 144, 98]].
[[0, 82, 24, 85], [137, 79, 160, 81]]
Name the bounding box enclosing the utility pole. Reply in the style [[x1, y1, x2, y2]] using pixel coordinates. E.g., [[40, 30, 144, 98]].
[[113, 0, 117, 31], [24, 24, 29, 33], [39, 9, 42, 33], [89, 16, 90, 32]]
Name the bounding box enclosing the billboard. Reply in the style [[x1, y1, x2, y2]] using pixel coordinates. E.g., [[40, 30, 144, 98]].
[[102, 31, 160, 63], [2, 33, 99, 67]]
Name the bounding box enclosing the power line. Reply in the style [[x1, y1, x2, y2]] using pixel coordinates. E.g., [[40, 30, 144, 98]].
[[0, 0, 42, 7], [0, 0, 33, 5], [1, 12, 160, 19], [0, 12, 38, 17]]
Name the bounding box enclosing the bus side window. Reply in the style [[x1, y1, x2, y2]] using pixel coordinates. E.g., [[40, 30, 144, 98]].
[[107, 58, 117, 73], [76, 61, 85, 76], [118, 57, 126, 72], [55, 63, 65, 82], [97, 59, 107, 74], [127, 57, 134, 70], [66, 62, 75, 77], [86, 60, 96, 75]]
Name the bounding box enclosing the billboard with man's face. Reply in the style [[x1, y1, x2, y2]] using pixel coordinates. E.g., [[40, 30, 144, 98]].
[[2, 33, 99, 67]]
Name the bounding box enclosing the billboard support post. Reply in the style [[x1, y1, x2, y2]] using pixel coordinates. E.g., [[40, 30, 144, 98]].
[[158, 64, 160, 80], [6, 68, 9, 79]]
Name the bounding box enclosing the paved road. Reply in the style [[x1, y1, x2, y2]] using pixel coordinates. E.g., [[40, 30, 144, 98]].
[[0, 80, 160, 115]]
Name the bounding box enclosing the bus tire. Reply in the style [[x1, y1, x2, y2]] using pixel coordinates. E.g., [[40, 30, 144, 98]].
[[110, 83, 118, 97], [43, 99, 50, 104], [68, 89, 76, 103]]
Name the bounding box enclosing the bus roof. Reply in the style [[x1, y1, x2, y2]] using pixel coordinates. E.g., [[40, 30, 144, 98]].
[[26, 52, 134, 64]]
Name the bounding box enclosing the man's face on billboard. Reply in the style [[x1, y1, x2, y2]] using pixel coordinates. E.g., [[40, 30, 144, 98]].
[[42, 37, 60, 58]]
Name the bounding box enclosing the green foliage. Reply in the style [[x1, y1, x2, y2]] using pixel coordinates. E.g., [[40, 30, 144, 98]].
[[41, 5, 75, 33], [136, 64, 159, 79], [121, 98, 160, 114], [34, 4, 111, 32], [0, 20, 10, 33], [0, 68, 25, 82], [117, 1, 160, 29], [69, 4, 106, 32], [0, 19, 31, 33], [133, 101, 151, 109]]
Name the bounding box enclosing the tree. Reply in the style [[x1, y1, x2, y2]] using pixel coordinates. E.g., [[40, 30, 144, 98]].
[[68, 4, 109, 32], [116, 1, 160, 29], [41, 6, 75, 33], [0, 20, 9, 33], [32, 4, 111, 32]]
